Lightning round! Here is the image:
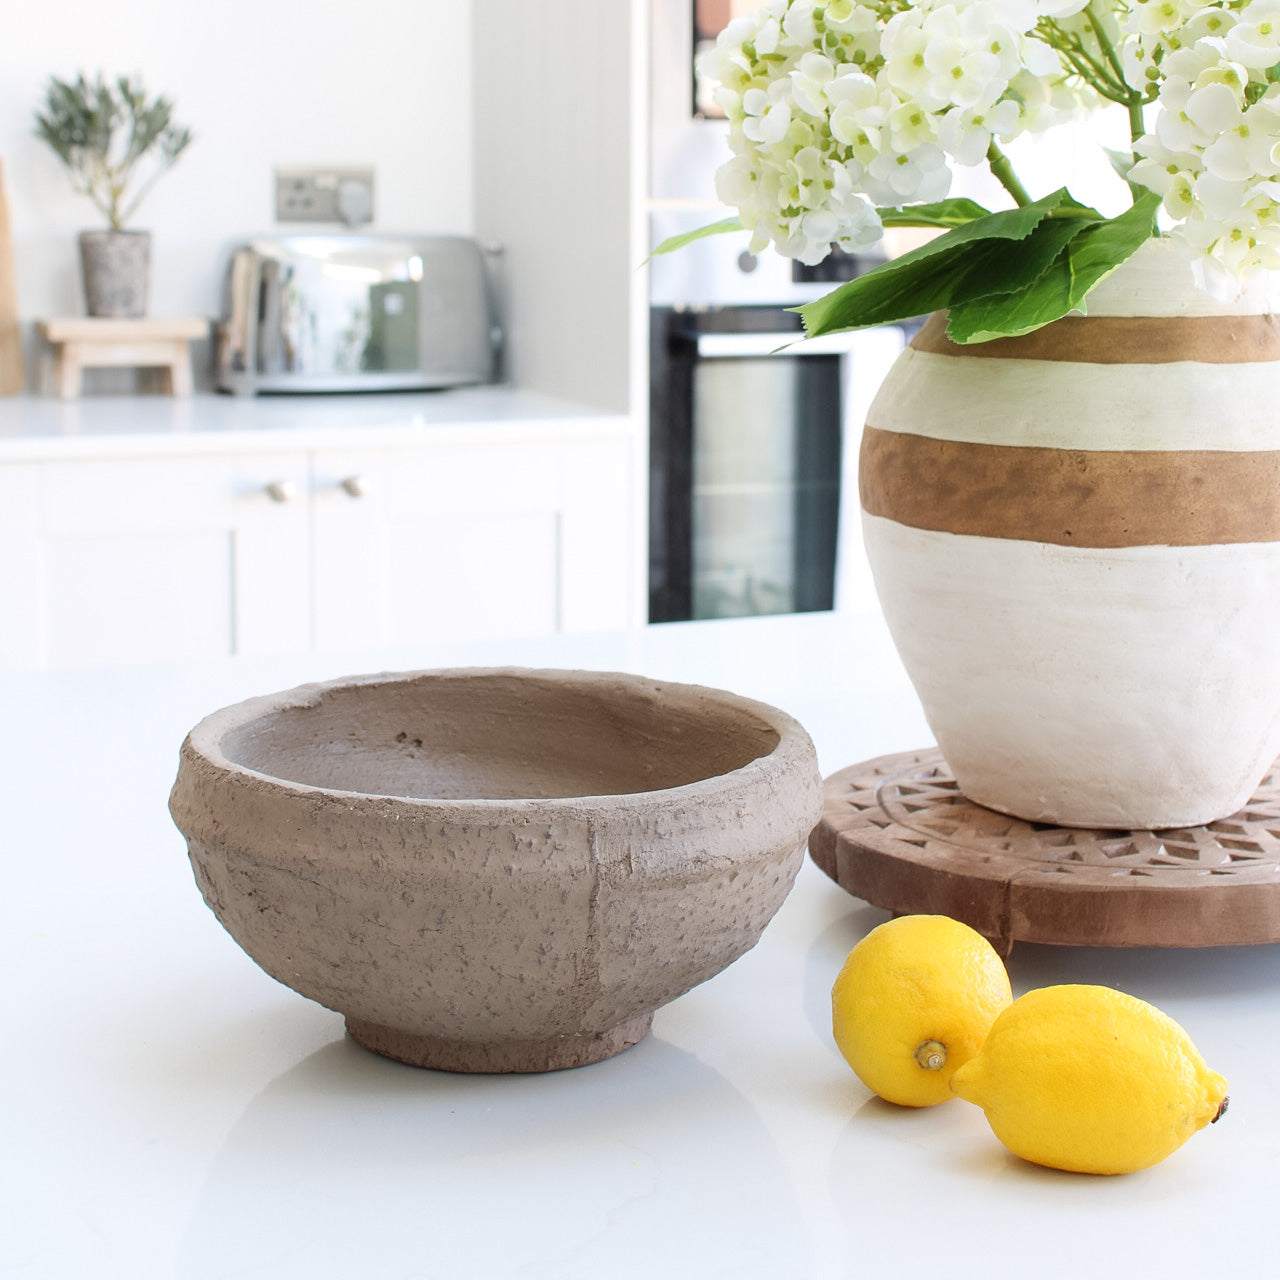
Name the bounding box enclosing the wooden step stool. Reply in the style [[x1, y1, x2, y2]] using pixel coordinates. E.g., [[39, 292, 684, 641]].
[[39, 317, 209, 398]]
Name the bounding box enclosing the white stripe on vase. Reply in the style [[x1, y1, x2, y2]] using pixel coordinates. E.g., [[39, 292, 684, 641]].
[[866, 348, 1280, 452], [859, 512, 1280, 827], [1081, 237, 1280, 318]]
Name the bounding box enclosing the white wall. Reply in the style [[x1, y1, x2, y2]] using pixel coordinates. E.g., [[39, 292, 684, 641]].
[[0, 0, 474, 322], [471, 0, 644, 415]]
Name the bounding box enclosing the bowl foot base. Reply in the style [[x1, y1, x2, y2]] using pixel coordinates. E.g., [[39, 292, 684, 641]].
[[344, 1012, 655, 1073]]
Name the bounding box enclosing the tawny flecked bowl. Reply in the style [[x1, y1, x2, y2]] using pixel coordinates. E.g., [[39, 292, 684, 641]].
[[169, 667, 822, 1073]]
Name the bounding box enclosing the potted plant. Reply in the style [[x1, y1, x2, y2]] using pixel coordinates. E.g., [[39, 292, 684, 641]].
[[34, 72, 193, 318], [671, 0, 1280, 830]]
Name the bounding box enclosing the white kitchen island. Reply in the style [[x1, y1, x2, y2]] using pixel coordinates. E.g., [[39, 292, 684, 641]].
[[4, 610, 1274, 1280]]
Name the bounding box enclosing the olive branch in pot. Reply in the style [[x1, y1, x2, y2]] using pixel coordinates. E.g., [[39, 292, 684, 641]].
[[34, 73, 194, 231]]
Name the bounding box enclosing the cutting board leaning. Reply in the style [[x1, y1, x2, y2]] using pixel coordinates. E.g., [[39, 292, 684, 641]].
[[0, 158, 23, 394]]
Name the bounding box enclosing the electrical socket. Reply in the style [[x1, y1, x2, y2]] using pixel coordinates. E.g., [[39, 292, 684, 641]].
[[274, 167, 375, 226]]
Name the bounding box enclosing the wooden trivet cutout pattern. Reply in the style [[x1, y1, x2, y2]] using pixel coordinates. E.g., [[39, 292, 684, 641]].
[[809, 748, 1280, 954]]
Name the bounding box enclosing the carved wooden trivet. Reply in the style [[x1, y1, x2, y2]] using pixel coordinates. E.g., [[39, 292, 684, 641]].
[[809, 748, 1280, 954]]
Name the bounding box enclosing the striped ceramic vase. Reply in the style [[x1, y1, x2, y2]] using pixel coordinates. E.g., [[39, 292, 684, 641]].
[[860, 237, 1280, 829]]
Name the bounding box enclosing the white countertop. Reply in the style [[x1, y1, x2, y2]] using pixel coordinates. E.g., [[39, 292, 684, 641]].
[[4, 611, 1275, 1280], [0, 386, 631, 459]]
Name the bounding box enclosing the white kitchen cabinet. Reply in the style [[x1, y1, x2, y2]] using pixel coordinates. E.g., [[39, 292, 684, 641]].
[[0, 395, 640, 671], [311, 435, 634, 651], [0, 451, 311, 669]]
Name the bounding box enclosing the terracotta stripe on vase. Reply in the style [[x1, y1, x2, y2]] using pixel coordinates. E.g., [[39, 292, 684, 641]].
[[859, 237, 1280, 829], [909, 309, 1280, 363], [860, 429, 1280, 547]]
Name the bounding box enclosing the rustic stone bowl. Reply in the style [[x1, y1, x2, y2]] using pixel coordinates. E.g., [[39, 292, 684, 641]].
[[169, 667, 822, 1073]]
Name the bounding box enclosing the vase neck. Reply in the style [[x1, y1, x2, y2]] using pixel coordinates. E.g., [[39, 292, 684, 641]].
[[1084, 238, 1280, 318]]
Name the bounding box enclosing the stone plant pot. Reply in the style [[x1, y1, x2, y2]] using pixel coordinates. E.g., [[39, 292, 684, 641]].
[[860, 238, 1280, 829], [79, 229, 150, 317]]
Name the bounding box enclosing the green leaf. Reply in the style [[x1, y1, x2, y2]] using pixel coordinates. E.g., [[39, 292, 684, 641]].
[[944, 192, 1160, 342], [648, 218, 743, 259], [797, 189, 1098, 337], [1058, 190, 1161, 300], [876, 198, 992, 229], [1104, 146, 1136, 185]]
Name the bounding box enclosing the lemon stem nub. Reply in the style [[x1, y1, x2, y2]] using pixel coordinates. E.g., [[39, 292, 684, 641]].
[[1213, 1096, 1230, 1124], [915, 1039, 947, 1071]]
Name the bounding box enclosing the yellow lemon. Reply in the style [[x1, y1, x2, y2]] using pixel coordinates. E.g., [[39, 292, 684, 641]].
[[831, 914, 1012, 1107], [950, 984, 1229, 1175]]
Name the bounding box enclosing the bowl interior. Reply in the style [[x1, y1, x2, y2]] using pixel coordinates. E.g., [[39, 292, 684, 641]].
[[219, 671, 782, 800]]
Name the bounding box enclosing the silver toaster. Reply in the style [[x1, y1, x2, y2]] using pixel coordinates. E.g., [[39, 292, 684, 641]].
[[215, 234, 501, 395]]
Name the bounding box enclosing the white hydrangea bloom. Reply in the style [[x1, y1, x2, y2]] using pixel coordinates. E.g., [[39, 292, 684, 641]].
[[1178, 7, 1238, 44], [782, 0, 820, 45], [919, 18, 1007, 110], [1130, 6, 1280, 296], [887, 97, 942, 151], [880, 14, 941, 107], [1131, 0, 1186, 38], [865, 142, 953, 203], [1037, 0, 1092, 17], [790, 51, 839, 115], [1223, 0, 1280, 69], [697, 0, 1093, 266], [939, 99, 1024, 164], [699, 0, 1280, 289], [695, 0, 1280, 293]]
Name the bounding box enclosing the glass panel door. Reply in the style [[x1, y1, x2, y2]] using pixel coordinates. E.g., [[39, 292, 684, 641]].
[[689, 353, 842, 619]]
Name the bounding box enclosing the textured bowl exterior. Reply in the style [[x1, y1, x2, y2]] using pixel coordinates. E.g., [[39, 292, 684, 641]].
[[860, 239, 1280, 828], [169, 667, 822, 1070]]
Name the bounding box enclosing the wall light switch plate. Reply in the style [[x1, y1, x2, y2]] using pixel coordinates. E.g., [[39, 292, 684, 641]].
[[275, 167, 375, 226]]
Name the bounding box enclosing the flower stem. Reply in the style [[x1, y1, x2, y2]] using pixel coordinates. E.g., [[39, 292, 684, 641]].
[[1084, 2, 1126, 81], [1080, 0, 1148, 147], [1128, 98, 1146, 148], [986, 141, 1033, 208]]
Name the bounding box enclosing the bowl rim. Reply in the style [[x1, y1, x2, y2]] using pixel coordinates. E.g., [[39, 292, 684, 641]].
[[176, 665, 816, 811]]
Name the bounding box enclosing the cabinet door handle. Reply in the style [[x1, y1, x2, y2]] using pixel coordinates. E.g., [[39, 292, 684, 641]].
[[340, 474, 371, 499], [265, 480, 297, 503]]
